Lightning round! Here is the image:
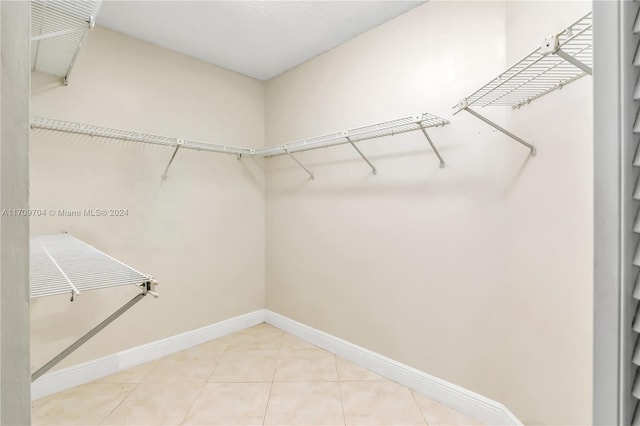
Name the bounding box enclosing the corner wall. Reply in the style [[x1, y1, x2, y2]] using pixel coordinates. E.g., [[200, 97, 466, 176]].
[[30, 26, 266, 371], [265, 0, 510, 404], [264, 1, 593, 424]]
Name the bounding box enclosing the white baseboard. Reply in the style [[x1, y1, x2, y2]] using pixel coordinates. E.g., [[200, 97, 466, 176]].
[[263, 310, 521, 425], [33, 308, 520, 425], [31, 309, 266, 400]]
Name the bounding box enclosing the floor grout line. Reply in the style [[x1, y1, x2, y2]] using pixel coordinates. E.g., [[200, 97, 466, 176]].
[[410, 389, 431, 426], [97, 381, 140, 426], [335, 355, 347, 426], [262, 326, 284, 426]]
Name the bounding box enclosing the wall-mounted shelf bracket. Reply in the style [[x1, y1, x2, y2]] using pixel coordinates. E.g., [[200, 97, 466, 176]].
[[416, 119, 445, 168], [454, 98, 537, 156], [63, 15, 95, 86], [32, 290, 148, 382], [345, 133, 376, 175], [285, 148, 314, 180], [162, 138, 183, 180], [30, 232, 158, 382], [540, 34, 592, 75]]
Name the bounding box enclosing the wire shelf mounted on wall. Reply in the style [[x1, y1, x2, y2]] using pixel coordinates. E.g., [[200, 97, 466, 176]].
[[30, 117, 253, 180], [31, 112, 449, 180], [31, 0, 102, 85], [30, 233, 158, 382], [255, 113, 449, 180], [453, 11, 592, 156]]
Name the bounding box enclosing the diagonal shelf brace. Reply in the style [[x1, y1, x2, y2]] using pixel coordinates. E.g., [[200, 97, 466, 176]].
[[417, 123, 446, 168], [285, 148, 314, 180], [345, 134, 376, 175], [31, 288, 153, 382], [63, 16, 95, 86], [456, 99, 537, 157], [162, 138, 183, 180]]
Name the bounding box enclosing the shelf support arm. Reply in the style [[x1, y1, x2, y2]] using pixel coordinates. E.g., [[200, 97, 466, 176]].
[[457, 100, 537, 157], [554, 48, 592, 75], [417, 124, 446, 168], [346, 136, 376, 175], [285, 148, 314, 180], [162, 139, 183, 180], [31, 287, 153, 382], [63, 16, 95, 86], [541, 34, 592, 76]]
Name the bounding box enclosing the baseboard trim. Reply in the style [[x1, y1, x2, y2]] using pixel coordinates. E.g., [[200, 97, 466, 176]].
[[33, 308, 520, 425], [31, 309, 266, 400], [263, 310, 521, 425]]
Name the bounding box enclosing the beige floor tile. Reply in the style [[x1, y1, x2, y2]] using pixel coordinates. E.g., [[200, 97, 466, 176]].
[[142, 346, 221, 383], [210, 350, 279, 382], [264, 382, 344, 425], [32, 383, 135, 425], [455, 412, 484, 426], [412, 391, 458, 425], [336, 358, 384, 381], [226, 324, 283, 351], [341, 381, 426, 426], [94, 361, 159, 384], [101, 382, 203, 425], [196, 334, 233, 352], [280, 333, 319, 350], [182, 382, 271, 425], [274, 349, 338, 381]]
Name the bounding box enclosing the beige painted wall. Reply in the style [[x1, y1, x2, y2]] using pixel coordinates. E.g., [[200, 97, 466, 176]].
[[30, 26, 266, 371], [264, 1, 592, 425], [502, 3, 593, 425]]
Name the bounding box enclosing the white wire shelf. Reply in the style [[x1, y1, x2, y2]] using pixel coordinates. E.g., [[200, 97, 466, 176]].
[[255, 113, 449, 157], [30, 233, 154, 298], [31, 112, 449, 179], [457, 12, 592, 111], [30, 232, 158, 382], [31, 0, 102, 85], [30, 117, 252, 156], [453, 11, 592, 157]]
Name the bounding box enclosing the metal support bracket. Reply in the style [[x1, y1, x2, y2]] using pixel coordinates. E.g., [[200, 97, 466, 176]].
[[416, 118, 446, 168], [456, 99, 537, 157], [162, 138, 184, 180], [541, 34, 592, 75], [345, 133, 376, 175], [285, 148, 314, 180], [31, 290, 150, 382], [63, 16, 95, 86]]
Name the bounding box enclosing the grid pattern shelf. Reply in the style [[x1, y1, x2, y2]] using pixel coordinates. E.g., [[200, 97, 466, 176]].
[[30, 233, 158, 382], [454, 12, 593, 155]]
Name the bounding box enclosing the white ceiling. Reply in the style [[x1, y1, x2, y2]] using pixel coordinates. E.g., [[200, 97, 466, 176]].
[[96, 1, 425, 81]]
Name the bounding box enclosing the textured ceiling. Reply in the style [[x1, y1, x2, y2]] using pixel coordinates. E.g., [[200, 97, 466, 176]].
[[96, 1, 425, 81]]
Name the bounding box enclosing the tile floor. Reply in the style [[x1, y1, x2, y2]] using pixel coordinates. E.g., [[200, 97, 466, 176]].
[[32, 323, 484, 426]]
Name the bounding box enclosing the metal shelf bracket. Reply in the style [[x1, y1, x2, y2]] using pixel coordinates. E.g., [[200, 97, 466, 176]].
[[415, 115, 446, 168], [63, 15, 95, 86], [162, 138, 184, 180], [31, 290, 149, 382], [541, 34, 592, 75], [345, 132, 376, 175], [285, 148, 314, 180], [455, 98, 537, 157]]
